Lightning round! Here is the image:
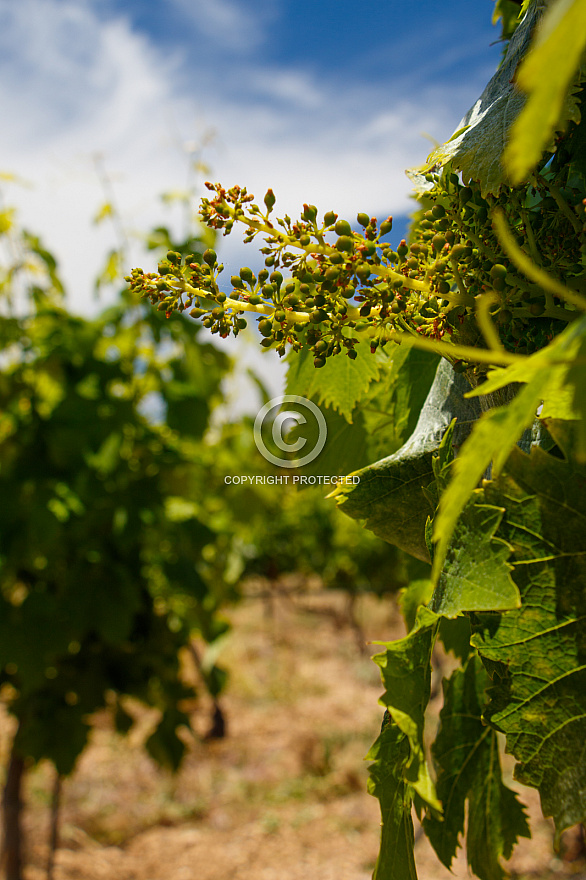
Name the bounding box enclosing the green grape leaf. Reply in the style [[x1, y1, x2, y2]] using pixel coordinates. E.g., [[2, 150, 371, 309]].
[[410, 2, 550, 195], [474, 443, 586, 837], [373, 606, 441, 811], [424, 656, 530, 880], [333, 360, 481, 562], [431, 498, 519, 617], [503, 0, 586, 184], [366, 717, 418, 880], [285, 339, 382, 422]]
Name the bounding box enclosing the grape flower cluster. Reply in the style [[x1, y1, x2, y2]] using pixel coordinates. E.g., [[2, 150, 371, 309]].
[[126, 169, 586, 371]]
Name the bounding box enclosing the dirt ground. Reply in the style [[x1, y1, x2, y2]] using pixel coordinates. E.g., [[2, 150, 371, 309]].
[[3, 588, 585, 880]]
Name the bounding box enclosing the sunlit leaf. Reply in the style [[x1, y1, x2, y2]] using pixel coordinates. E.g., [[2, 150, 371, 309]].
[[366, 717, 418, 880], [373, 606, 441, 811]]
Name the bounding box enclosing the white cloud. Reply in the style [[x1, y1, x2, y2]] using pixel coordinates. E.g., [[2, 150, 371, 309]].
[[167, 0, 276, 51]]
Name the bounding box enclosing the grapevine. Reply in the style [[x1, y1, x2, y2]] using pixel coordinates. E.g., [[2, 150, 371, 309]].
[[126, 2, 586, 879]]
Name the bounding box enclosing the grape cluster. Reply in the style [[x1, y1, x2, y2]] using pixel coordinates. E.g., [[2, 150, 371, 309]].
[[127, 164, 586, 370]]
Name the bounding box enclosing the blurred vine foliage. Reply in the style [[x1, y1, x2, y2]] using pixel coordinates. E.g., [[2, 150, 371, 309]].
[[0, 198, 242, 768], [129, 0, 586, 877], [0, 173, 419, 878], [0, 190, 242, 879]]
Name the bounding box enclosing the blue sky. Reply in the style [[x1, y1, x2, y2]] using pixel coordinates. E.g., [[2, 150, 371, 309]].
[[0, 0, 504, 403]]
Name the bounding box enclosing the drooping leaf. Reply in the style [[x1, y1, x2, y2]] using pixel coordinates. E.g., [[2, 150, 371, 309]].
[[424, 655, 530, 880], [366, 716, 418, 880], [431, 496, 520, 617], [503, 0, 586, 184], [333, 360, 481, 562], [372, 606, 441, 811], [473, 442, 586, 837]]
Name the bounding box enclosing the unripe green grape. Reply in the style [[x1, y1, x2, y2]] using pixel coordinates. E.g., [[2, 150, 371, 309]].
[[432, 205, 446, 219], [336, 235, 354, 252], [323, 211, 337, 227], [258, 318, 273, 337], [189, 307, 206, 318], [305, 297, 315, 308], [325, 266, 340, 282], [459, 186, 473, 205], [262, 283, 275, 296], [347, 349, 357, 359], [240, 266, 254, 283], [314, 340, 328, 354], [314, 294, 326, 306], [330, 251, 345, 264], [264, 188, 276, 211], [284, 280, 296, 294], [342, 284, 356, 298], [490, 264, 508, 280], [300, 234, 311, 246], [274, 309, 286, 322], [249, 294, 262, 305], [357, 212, 369, 227], [167, 251, 181, 264], [529, 301, 545, 316], [450, 244, 471, 261], [355, 263, 371, 281], [314, 356, 326, 368], [380, 218, 392, 235], [310, 309, 328, 323], [270, 271, 283, 287], [231, 275, 244, 289], [264, 255, 275, 266], [334, 219, 352, 237], [432, 234, 446, 253], [203, 248, 217, 266], [258, 268, 269, 283], [260, 337, 273, 347], [496, 309, 513, 325]]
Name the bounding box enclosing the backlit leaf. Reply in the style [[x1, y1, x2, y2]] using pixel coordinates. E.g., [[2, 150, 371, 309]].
[[503, 0, 586, 184]]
